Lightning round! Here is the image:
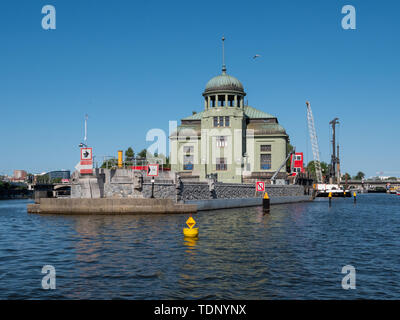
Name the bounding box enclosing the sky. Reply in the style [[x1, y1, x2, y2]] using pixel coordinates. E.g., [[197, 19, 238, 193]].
[[0, 0, 399, 177]]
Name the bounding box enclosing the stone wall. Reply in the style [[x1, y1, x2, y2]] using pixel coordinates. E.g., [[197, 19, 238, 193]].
[[142, 183, 176, 199], [71, 168, 309, 201], [142, 182, 306, 200]]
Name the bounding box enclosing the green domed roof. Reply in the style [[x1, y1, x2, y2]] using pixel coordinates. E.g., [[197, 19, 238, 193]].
[[204, 68, 244, 93]]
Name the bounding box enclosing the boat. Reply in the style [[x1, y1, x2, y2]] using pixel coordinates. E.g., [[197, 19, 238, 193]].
[[315, 184, 351, 197], [389, 186, 400, 194]]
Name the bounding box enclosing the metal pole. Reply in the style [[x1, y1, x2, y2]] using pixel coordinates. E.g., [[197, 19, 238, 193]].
[[151, 177, 155, 198]]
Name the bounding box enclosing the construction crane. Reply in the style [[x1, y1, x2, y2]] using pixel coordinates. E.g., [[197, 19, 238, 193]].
[[306, 101, 323, 184], [329, 117, 340, 184], [271, 147, 296, 184]]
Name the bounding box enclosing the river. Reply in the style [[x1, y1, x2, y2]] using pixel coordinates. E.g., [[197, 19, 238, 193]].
[[0, 194, 399, 299]]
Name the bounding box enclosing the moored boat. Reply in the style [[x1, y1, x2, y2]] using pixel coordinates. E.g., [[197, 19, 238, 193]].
[[315, 184, 351, 197]]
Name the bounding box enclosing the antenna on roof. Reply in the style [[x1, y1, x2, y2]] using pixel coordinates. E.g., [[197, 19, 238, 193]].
[[84, 114, 88, 144], [222, 36, 226, 74]]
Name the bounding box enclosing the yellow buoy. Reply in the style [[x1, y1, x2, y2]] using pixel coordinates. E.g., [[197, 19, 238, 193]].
[[328, 192, 332, 198], [183, 216, 199, 238]]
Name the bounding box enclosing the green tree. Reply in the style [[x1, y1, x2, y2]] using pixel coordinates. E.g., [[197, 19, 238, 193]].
[[286, 143, 294, 172], [101, 158, 118, 169], [36, 174, 50, 184], [137, 149, 147, 159], [353, 171, 365, 180], [342, 172, 351, 181], [306, 160, 329, 182], [125, 147, 134, 161]]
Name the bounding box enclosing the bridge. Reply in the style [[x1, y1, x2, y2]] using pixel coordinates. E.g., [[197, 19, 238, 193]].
[[31, 183, 71, 199], [344, 180, 400, 192]]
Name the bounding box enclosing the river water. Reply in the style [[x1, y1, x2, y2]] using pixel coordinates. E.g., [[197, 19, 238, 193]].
[[0, 194, 399, 299]]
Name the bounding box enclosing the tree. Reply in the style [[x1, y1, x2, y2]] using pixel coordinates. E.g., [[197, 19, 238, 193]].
[[342, 173, 351, 181], [353, 171, 365, 180], [286, 143, 294, 172], [101, 158, 117, 169], [137, 149, 147, 159], [125, 147, 134, 161], [306, 160, 329, 182]]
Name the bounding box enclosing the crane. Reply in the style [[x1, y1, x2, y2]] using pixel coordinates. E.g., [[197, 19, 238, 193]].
[[306, 101, 323, 184]]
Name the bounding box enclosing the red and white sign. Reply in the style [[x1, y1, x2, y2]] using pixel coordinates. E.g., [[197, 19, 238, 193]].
[[80, 148, 92, 161], [77, 148, 93, 174], [147, 164, 159, 176], [256, 181, 265, 192]]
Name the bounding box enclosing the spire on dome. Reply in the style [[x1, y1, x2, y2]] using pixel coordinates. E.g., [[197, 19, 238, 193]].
[[222, 36, 226, 74]]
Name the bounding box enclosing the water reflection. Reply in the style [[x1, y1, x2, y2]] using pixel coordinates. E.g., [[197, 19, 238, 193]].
[[1, 196, 400, 299], [183, 237, 198, 248]]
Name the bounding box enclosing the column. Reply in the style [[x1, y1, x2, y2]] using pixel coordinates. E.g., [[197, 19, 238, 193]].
[[208, 96, 211, 109], [234, 95, 237, 107], [225, 94, 228, 107]]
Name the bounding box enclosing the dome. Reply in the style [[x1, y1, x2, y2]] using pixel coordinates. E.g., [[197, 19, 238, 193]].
[[204, 69, 244, 94]]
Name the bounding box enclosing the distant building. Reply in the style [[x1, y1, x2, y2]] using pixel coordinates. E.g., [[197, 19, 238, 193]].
[[48, 170, 70, 181], [12, 170, 27, 182]]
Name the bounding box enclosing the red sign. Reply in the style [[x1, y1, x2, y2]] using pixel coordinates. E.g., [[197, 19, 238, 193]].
[[256, 181, 265, 192], [79, 147, 93, 174], [147, 164, 159, 176], [80, 148, 93, 161]]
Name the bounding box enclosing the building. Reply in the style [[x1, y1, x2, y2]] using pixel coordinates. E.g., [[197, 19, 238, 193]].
[[290, 152, 305, 176], [170, 46, 289, 183], [48, 170, 71, 181], [12, 170, 27, 182]]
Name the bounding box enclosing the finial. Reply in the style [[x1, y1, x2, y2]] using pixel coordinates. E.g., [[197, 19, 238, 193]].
[[222, 36, 226, 74]]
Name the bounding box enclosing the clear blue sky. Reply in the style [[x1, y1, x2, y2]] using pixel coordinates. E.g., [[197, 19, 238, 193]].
[[0, 0, 399, 177]]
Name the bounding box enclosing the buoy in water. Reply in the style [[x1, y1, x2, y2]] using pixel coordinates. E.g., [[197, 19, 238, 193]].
[[183, 216, 199, 238], [263, 192, 270, 213], [328, 192, 332, 206], [353, 192, 357, 203]]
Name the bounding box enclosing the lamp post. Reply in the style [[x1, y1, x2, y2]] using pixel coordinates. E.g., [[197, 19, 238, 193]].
[[151, 177, 155, 198]]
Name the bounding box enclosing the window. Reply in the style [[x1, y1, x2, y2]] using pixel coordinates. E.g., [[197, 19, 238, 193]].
[[293, 167, 301, 173], [216, 136, 227, 148], [183, 155, 193, 170], [295, 155, 302, 161], [183, 145, 194, 170], [225, 116, 230, 127], [260, 154, 271, 170], [260, 145, 271, 152], [213, 116, 230, 127], [216, 157, 227, 171]]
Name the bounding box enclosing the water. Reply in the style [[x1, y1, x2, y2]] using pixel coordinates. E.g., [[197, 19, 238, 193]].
[[0, 194, 399, 299]]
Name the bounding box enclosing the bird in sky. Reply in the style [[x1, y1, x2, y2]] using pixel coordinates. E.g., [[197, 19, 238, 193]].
[[253, 54, 261, 59]]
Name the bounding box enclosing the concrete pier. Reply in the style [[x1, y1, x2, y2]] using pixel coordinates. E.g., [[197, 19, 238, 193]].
[[28, 198, 196, 215], [185, 195, 313, 211]]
